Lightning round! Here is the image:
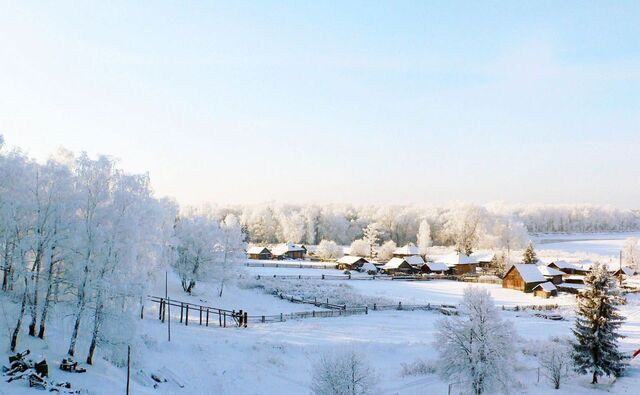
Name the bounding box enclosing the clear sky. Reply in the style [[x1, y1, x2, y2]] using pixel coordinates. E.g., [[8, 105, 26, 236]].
[[1, 1, 638, 207]]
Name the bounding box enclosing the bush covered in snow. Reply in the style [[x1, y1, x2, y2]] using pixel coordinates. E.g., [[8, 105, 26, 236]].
[[311, 349, 377, 395]]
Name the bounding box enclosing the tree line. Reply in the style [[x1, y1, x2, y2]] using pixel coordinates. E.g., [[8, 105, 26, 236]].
[[0, 137, 244, 365]]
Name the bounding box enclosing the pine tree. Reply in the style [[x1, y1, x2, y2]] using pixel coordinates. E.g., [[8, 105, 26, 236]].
[[572, 263, 626, 384], [522, 242, 537, 264]]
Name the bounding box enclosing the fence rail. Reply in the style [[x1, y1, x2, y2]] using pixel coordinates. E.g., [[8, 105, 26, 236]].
[[244, 262, 338, 269]]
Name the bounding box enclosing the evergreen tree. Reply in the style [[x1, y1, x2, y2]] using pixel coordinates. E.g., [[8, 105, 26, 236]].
[[572, 263, 626, 384], [522, 242, 537, 264]]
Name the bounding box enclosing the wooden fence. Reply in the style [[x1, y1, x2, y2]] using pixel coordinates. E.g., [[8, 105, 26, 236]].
[[245, 262, 338, 269], [147, 296, 246, 328]]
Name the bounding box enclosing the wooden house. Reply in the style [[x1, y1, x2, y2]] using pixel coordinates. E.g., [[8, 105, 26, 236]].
[[246, 246, 272, 260], [440, 252, 479, 276], [420, 261, 449, 274], [272, 243, 306, 260], [381, 257, 416, 275], [336, 256, 369, 271], [472, 252, 495, 268], [612, 266, 635, 277], [533, 282, 558, 298], [547, 260, 590, 275], [536, 265, 564, 285], [393, 243, 421, 258], [502, 264, 547, 293]]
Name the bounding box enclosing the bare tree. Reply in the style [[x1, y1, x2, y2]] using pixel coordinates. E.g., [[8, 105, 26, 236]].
[[312, 349, 377, 395], [538, 339, 573, 389]]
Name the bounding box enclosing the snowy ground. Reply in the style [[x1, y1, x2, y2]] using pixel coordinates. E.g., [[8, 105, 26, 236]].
[[533, 232, 640, 257], [2, 234, 640, 394]]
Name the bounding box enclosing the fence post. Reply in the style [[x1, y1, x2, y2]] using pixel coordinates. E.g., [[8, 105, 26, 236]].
[[280, 313, 283, 322], [219, 310, 222, 327], [180, 303, 184, 323], [262, 315, 265, 323], [223, 312, 226, 327], [374, 303, 377, 311], [398, 301, 402, 310], [312, 310, 315, 317], [243, 312, 248, 328], [185, 305, 189, 326], [365, 306, 368, 315], [199, 306, 203, 325], [159, 298, 163, 320], [348, 274, 351, 279], [140, 304, 144, 320], [537, 367, 540, 383], [206, 308, 209, 327]]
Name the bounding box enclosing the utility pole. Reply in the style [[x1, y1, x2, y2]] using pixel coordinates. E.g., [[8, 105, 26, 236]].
[[126, 345, 131, 395]]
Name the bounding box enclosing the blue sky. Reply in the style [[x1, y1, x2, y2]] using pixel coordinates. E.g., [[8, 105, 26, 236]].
[[1, 1, 639, 207]]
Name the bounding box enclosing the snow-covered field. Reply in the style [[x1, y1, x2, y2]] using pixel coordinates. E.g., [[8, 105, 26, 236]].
[[2, 234, 640, 394], [533, 232, 640, 257]]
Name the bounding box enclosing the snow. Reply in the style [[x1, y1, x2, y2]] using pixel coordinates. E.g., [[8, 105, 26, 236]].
[[424, 261, 449, 272], [534, 282, 557, 292], [336, 255, 367, 265], [404, 255, 425, 266], [381, 257, 408, 269], [536, 265, 565, 276], [247, 246, 270, 254], [393, 243, 420, 256], [437, 252, 479, 267], [271, 243, 306, 255], [511, 264, 547, 283]]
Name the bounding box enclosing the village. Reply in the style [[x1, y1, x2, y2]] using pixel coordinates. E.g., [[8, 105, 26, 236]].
[[246, 241, 638, 300]]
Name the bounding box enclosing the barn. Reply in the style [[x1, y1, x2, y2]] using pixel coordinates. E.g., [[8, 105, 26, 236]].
[[420, 261, 449, 274], [271, 243, 306, 260], [533, 282, 558, 298], [547, 260, 590, 275], [439, 252, 479, 276], [246, 246, 272, 260], [536, 265, 564, 285], [502, 264, 547, 293], [381, 257, 415, 275], [336, 256, 369, 270], [393, 243, 421, 258], [472, 252, 495, 268]]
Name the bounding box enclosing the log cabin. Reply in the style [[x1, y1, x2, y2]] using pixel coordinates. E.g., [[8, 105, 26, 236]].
[[246, 246, 273, 260], [336, 256, 369, 270], [502, 264, 547, 293], [533, 282, 558, 298]]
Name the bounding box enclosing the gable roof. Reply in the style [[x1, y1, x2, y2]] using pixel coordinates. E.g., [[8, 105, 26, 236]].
[[361, 262, 378, 272], [533, 282, 557, 292], [382, 257, 412, 270], [439, 252, 479, 267], [509, 264, 546, 283], [424, 261, 449, 272], [393, 243, 420, 256], [405, 255, 425, 266], [337, 255, 368, 265], [272, 243, 306, 255], [620, 266, 636, 276], [536, 265, 564, 277], [247, 246, 270, 254]]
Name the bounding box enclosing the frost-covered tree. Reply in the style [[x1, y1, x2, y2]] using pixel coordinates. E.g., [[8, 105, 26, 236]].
[[622, 237, 639, 271], [416, 220, 431, 257], [362, 223, 382, 259], [435, 287, 515, 395], [376, 240, 396, 262], [522, 242, 537, 264], [349, 239, 370, 257], [215, 213, 245, 297], [172, 209, 222, 294], [572, 263, 626, 384], [311, 349, 377, 395], [316, 240, 343, 260], [538, 338, 573, 390], [442, 205, 485, 255]]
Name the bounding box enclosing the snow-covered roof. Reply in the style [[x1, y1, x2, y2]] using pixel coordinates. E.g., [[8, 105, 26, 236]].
[[382, 257, 410, 270], [472, 252, 495, 262], [550, 260, 590, 272], [393, 243, 420, 256], [510, 264, 546, 283], [247, 246, 270, 254], [536, 265, 564, 277], [558, 282, 585, 290], [405, 255, 425, 266], [438, 252, 479, 267], [620, 266, 636, 276], [549, 260, 575, 269], [272, 243, 306, 255], [424, 261, 449, 272], [337, 255, 367, 265], [361, 262, 378, 272], [564, 275, 585, 282], [533, 282, 557, 292]]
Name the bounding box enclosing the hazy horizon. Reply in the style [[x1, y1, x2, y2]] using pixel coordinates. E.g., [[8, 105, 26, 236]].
[[2, 2, 639, 208]]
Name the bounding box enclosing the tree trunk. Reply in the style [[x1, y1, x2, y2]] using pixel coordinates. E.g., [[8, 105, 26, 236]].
[[86, 301, 103, 365], [10, 278, 29, 352], [68, 265, 89, 356], [592, 371, 598, 384], [28, 248, 44, 337], [38, 246, 58, 339]]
